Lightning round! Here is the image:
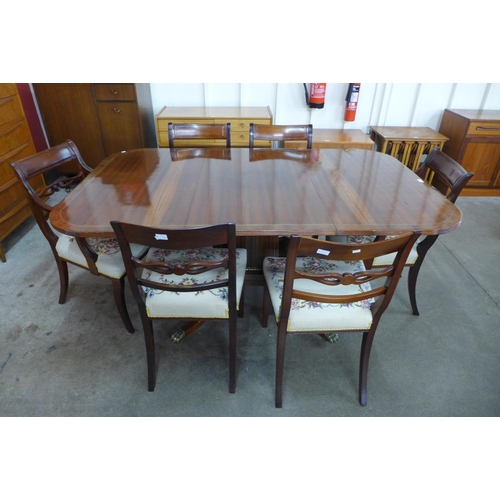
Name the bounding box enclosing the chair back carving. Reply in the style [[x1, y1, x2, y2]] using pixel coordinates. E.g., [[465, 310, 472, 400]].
[[249, 123, 313, 148], [168, 123, 231, 148], [281, 232, 420, 328], [10, 140, 93, 249]]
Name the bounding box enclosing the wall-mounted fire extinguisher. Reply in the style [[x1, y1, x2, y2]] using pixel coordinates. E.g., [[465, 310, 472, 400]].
[[344, 83, 360, 121], [303, 83, 327, 109]]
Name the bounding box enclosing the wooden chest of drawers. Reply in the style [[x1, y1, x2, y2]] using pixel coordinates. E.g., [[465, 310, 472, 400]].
[[0, 83, 45, 262], [156, 106, 273, 147], [438, 109, 500, 195]]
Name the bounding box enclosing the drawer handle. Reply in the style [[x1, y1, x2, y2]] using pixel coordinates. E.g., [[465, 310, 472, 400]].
[[239, 134, 245, 140], [110, 89, 118, 95], [113, 108, 122, 114], [239, 122, 245, 128], [476, 126, 500, 131]]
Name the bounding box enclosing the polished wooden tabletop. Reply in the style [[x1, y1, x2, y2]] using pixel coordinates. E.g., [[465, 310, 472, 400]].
[[49, 148, 462, 239]]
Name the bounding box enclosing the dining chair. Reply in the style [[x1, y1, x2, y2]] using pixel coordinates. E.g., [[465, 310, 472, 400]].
[[327, 148, 474, 316], [110, 221, 247, 392], [249, 123, 313, 149], [167, 122, 231, 148], [262, 231, 420, 407], [10, 140, 149, 333]]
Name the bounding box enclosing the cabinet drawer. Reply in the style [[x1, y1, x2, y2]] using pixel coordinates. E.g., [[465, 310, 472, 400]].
[[94, 84, 136, 101], [0, 121, 32, 157], [0, 141, 36, 185], [0, 93, 24, 128], [467, 121, 500, 136]]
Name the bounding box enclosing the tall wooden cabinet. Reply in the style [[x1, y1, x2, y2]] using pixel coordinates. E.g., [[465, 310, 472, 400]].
[[0, 83, 45, 262], [438, 109, 500, 196], [32, 84, 157, 170]]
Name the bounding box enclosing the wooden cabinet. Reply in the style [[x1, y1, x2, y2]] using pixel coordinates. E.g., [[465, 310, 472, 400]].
[[32, 84, 157, 170], [156, 106, 273, 147], [0, 83, 45, 262], [370, 126, 448, 171], [438, 109, 500, 195]]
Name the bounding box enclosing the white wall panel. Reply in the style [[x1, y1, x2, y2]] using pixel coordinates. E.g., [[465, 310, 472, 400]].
[[150, 83, 497, 132]]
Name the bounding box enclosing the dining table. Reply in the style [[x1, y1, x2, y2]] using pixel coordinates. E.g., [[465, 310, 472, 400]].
[[49, 146, 462, 341]]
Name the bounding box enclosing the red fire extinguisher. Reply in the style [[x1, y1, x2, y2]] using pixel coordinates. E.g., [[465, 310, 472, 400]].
[[344, 83, 361, 121], [303, 83, 327, 109]]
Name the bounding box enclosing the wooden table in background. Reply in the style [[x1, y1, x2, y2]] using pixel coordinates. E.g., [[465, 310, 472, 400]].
[[286, 128, 374, 150]]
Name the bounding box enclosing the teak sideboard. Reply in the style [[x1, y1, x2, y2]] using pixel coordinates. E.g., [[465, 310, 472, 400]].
[[156, 106, 273, 148], [0, 83, 45, 262], [438, 109, 500, 196]]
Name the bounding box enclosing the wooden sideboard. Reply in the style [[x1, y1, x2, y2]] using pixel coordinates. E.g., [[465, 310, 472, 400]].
[[156, 106, 273, 147], [0, 83, 45, 262], [438, 109, 500, 196], [33, 84, 157, 170]]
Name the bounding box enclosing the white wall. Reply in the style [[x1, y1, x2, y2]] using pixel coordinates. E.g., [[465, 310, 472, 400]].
[[150, 83, 499, 134]]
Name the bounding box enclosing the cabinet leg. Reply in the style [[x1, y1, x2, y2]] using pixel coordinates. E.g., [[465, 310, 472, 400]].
[[0, 242, 6, 262]]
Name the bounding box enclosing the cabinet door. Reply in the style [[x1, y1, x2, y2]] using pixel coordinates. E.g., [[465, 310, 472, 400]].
[[32, 84, 105, 169], [97, 102, 144, 156], [461, 141, 500, 187]]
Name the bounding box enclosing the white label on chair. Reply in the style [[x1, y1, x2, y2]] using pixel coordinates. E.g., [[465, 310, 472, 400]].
[[317, 249, 330, 256], [154, 234, 168, 240], [352, 249, 361, 253], [417, 179, 424, 183]]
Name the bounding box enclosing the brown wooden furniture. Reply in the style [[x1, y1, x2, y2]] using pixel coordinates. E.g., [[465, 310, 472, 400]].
[[370, 126, 448, 171], [32, 84, 157, 170], [249, 124, 313, 148], [286, 128, 374, 150], [0, 83, 45, 262], [262, 231, 420, 407], [156, 106, 273, 148], [438, 109, 500, 195], [10, 140, 149, 333], [49, 148, 463, 287], [168, 122, 231, 148], [366, 148, 474, 316], [111, 221, 246, 392]]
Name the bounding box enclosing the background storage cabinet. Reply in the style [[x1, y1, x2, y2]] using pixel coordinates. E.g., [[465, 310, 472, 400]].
[[0, 83, 45, 262], [156, 106, 273, 147], [33, 84, 157, 170], [370, 126, 448, 171], [438, 109, 500, 195]]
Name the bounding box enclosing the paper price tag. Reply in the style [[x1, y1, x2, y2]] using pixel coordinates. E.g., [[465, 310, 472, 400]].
[[154, 234, 168, 240], [317, 249, 330, 256], [352, 249, 361, 253]]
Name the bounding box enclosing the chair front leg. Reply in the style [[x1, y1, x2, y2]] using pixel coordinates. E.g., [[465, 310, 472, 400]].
[[111, 277, 134, 333], [359, 329, 375, 406], [141, 314, 156, 392], [54, 254, 69, 304], [262, 284, 271, 328]]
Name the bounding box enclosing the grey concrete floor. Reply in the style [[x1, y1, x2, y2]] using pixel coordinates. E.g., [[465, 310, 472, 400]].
[[1, 196, 500, 417]]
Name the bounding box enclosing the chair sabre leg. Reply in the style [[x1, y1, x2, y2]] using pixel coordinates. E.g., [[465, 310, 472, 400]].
[[112, 278, 134, 333]]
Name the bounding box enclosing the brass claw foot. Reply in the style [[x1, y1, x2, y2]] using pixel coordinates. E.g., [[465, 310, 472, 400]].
[[171, 329, 186, 343]]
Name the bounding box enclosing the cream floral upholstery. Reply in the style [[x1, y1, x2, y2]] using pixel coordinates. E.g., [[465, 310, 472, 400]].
[[141, 246, 247, 319], [53, 230, 148, 279], [263, 255, 374, 332], [326, 234, 419, 266]]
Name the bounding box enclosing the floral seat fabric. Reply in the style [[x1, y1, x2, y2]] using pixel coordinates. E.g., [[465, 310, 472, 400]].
[[263, 255, 374, 332], [141, 247, 247, 319], [326, 235, 419, 266], [54, 230, 148, 279]]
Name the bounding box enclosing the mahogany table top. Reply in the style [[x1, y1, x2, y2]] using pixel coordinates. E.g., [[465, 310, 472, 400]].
[[49, 148, 462, 239]]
